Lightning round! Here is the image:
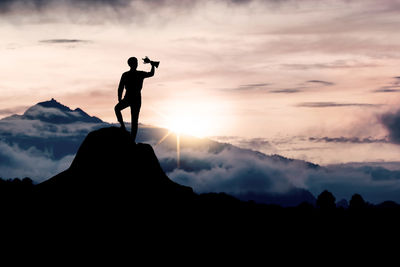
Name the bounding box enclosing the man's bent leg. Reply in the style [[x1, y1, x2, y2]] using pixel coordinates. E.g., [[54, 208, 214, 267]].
[[114, 100, 130, 131]]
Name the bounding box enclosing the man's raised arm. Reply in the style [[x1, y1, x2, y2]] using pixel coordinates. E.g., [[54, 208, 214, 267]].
[[144, 64, 155, 78], [142, 57, 156, 78]]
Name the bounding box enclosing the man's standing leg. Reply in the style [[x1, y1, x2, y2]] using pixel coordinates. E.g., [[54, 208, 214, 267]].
[[115, 99, 130, 131], [130, 98, 142, 142]]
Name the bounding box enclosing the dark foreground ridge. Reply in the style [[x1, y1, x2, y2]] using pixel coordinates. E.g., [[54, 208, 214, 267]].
[[36, 126, 195, 207], [2, 127, 400, 244], [3, 127, 256, 223]]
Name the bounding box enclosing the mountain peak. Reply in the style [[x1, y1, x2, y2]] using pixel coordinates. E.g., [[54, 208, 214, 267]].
[[22, 98, 103, 124], [37, 98, 71, 112]]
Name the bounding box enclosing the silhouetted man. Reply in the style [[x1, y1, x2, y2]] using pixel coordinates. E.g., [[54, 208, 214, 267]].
[[114, 57, 157, 141]]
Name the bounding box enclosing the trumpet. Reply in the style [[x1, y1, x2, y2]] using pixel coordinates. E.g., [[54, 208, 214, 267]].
[[142, 56, 160, 68]]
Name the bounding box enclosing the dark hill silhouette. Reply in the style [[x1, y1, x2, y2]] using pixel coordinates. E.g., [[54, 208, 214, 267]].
[[32, 126, 283, 236], [36, 127, 195, 211]]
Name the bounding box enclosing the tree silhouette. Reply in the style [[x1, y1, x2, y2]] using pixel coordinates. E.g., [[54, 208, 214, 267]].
[[349, 194, 367, 209], [316, 190, 336, 210]]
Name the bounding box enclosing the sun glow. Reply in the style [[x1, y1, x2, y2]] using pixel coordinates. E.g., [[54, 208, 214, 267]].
[[150, 98, 227, 169], [161, 112, 212, 169], [165, 114, 209, 138], [148, 94, 231, 139]]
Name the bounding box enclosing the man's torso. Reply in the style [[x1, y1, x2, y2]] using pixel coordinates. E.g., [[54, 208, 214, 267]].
[[123, 70, 146, 100]]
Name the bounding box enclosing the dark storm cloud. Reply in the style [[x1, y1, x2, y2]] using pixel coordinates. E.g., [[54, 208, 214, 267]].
[[39, 39, 89, 44], [296, 102, 380, 108], [306, 80, 335, 86], [309, 136, 388, 144], [379, 109, 400, 144]]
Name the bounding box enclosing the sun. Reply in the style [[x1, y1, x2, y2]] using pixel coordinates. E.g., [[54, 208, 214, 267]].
[[166, 114, 209, 138], [149, 95, 228, 139]]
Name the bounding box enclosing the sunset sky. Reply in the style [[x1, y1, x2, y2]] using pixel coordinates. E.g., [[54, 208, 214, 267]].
[[1, 0, 400, 164]]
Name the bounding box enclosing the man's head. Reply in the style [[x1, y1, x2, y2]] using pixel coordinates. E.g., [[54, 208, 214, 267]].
[[127, 57, 138, 69]]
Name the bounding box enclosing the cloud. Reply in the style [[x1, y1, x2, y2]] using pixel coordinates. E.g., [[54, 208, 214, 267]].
[[240, 83, 270, 87], [161, 146, 310, 195], [283, 60, 379, 70], [373, 76, 400, 93], [0, 0, 306, 25], [374, 87, 400, 93], [309, 136, 388, 144], [305, 164, 400, 204], [0, 0, 131, 12], [25, 105, 69, 119], [269, 88, 302, 94], [234, 83, 271, 91], [3, 114, 400, 204], [231, 80, 332, 94], [39, 39, 89, 44], [0, 117, 106, 139], [0, 141, 73, 182], [0, 105, 29, 116], [155, 144, 400, 204], [209, 136, 278, 153], [306, 80, 335, 86], [232, 79, 335, 94], [0, 0, 141, 24], [0, 0, 263, 16], [0, 107, 108, 162], [379, 109, 400, 144], [296, 102, 380, 108]]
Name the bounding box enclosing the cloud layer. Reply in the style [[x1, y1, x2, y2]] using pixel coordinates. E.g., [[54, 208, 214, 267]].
[[0, 141, 73, 182], [153, 143, 400, 204], [2, 102, 400, 204], [296, 102, 380, 108], [309, 136, 388, 144], [39, 39, 89, 44]]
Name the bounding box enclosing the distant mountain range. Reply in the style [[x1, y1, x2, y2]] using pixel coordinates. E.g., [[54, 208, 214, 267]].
[[21, 98, 103, 124], [0, 98, 108, 159], [3, 99, 400, 205]]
